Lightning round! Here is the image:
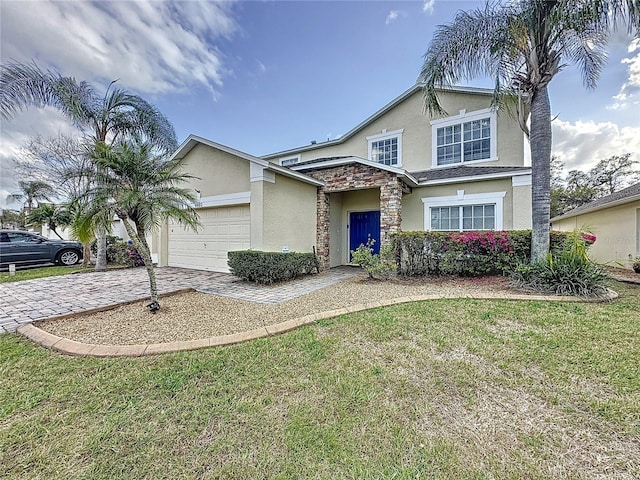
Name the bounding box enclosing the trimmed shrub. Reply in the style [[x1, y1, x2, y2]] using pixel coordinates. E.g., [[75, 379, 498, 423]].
[[228, 250, 320, 285], [391, 230, 573, 277]]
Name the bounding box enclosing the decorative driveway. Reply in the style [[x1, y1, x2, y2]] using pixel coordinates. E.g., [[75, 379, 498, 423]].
[[0, 266, 360, 333]]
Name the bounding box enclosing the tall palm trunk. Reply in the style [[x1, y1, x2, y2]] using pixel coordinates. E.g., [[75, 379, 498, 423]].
[[120, 216, 160, 311], [529, 85, 552, 262]]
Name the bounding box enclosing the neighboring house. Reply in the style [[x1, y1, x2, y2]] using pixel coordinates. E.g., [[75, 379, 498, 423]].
[[552, 182, 640, 269], [154, 83, 532, 272]]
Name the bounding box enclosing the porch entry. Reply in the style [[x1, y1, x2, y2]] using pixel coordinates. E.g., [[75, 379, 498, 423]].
[[349, 210, 381, 258]]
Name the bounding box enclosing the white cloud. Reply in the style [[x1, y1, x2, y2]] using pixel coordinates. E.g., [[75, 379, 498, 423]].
[[386, 10, 399, 25], [423, 0, 436, 14], [0, 0, 238, 96], [551, 119, 640, 172], [607, 38, 640, 110]]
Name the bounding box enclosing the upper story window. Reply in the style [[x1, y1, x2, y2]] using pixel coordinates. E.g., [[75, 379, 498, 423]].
[[280, 155, 300, 167], [367, 129, 403, 167], [431, 108, 497, 167]]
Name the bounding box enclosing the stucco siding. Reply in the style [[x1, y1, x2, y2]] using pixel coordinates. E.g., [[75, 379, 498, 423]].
[[401, 179, 515, 231], [329, 193, 344, 267], [261, 174, 317, 253], [179, 143, 250, 197], [552, 201, 640, 269]]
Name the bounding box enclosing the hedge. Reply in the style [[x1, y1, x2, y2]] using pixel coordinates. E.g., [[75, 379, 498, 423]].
[[228, 250, 320, 285], [390, 230, 575, 277]]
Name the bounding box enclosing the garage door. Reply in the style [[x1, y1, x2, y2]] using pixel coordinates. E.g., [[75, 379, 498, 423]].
[[168, 205, 250, 273]]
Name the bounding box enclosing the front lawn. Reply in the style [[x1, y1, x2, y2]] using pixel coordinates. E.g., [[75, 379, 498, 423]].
[[1, 282, 638, 479], [0, 265, 86, 283]]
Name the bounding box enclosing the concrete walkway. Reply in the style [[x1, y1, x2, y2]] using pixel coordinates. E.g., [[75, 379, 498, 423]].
[[0, 266, 360, 333]]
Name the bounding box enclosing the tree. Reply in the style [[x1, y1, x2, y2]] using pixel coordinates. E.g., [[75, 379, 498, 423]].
[[6, 180, 55, 222], [80, 141, 200, 312], [550, 153, 638, 216], [419, 0, 639, 262], [590, 153, 639, 195], [0, 209, 23, 229], [26, 204, 72, 239], [0, 62, 178, 269]]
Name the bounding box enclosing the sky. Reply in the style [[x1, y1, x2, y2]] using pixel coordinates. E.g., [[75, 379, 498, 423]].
[[1, 0, 639, 209]]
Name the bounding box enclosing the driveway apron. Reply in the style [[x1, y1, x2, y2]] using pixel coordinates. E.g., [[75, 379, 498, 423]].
[[0, 266, 360, 333]]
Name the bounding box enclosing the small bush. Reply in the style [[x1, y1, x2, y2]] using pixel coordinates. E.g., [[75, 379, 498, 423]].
[[510, 231, 609, 297], [351, 239, 395, 279], [228, 250, 319, 285], [90, 236, 143, 267]]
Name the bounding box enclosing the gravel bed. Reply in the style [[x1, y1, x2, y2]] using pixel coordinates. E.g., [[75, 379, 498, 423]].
[[37, 274, 526, 345]]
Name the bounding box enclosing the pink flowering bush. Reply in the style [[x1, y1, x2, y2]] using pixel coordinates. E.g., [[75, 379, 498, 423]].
[[391, 230, 587, 277]]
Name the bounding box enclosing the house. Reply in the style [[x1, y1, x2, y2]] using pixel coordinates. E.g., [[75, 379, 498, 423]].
[[551, 182, 640, 269], [153, 83, 532, 272]]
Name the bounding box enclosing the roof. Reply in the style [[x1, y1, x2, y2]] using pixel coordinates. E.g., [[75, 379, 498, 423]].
[[170, 134, 324, 187], [261, 83, 495, 160], [551, 182, 640, 222], [411, 165, 531, 185], [290, 156, 420, 187]]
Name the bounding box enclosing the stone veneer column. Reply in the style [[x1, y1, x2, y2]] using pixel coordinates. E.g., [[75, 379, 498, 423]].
[[316, 188, 331, 270], [380, 178, 402, 246]]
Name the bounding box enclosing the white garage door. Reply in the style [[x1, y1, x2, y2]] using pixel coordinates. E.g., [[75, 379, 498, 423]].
[[168, 205, 250, 273]]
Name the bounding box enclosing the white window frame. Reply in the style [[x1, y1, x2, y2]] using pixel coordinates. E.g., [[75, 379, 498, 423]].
[[279, 155, 300, 167], [366, 129, 403, 167], [430, 108, 498, 167], [422, 190, 506, 231]]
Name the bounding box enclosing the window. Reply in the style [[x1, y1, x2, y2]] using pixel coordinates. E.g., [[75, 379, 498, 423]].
[[431, 108, 497, 167], [422, 190, 505, 231], [367, 129, 403, 167], [431, 204, 496, 231], [280, 155, 300, 167]]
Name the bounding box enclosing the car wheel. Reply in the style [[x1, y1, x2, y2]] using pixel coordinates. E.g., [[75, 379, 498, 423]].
[[57, 249, 80, 266]]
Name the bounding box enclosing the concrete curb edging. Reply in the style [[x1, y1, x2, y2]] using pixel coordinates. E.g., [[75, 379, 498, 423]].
[[16, 289, 619, 358]]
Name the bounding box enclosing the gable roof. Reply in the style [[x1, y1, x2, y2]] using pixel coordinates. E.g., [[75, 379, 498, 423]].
[[261, 83, 494, 160], [171, 134, 324, 187], [289, 156, 420, 187], [551, 182, 640, 222]]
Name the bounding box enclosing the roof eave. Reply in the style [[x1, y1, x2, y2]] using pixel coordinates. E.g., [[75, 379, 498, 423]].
[[416, 169, 532, 186], [551, 194, 640, 222]]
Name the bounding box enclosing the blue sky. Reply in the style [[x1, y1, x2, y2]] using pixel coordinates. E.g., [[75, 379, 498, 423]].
[[1, 0, 639, 207]]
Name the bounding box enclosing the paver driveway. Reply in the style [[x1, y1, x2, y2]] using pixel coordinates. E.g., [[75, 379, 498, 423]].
[[0, 267, 359, 333]]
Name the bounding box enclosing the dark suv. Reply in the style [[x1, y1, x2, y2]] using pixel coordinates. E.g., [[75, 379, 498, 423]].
[[0, 230, 83, 268]]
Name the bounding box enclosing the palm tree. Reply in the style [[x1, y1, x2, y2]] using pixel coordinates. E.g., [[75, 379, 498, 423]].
[[0, 62, 178, 269], [419, 0, 639, 262], [80, 141, 200, 312], [6, 180, 55, 221], [26, 203, 72, 239]]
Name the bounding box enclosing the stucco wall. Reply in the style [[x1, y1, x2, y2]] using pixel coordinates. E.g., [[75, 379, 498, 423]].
[[552, 201, 640, 269], [273, 89, 525, 172], [512, 184, 532, 229], [180, 143, 250, 197], [401, 179, 515, 231], [260, 173, 317, 253], [329, 193, 344, 267]]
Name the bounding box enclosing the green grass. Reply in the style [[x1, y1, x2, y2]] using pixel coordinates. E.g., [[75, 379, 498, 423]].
[[0, 265, 86, 283], [1, 282, 639, 479]]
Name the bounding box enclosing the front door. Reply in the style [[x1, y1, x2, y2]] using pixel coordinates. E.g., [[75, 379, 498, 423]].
[[349, 211, 380, 259]]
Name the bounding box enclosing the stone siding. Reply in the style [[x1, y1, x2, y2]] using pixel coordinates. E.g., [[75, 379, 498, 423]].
[[301, 164, 406, 270]]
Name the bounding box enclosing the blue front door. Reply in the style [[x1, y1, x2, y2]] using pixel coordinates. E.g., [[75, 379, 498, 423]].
[[350, 211, 381, 259]]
